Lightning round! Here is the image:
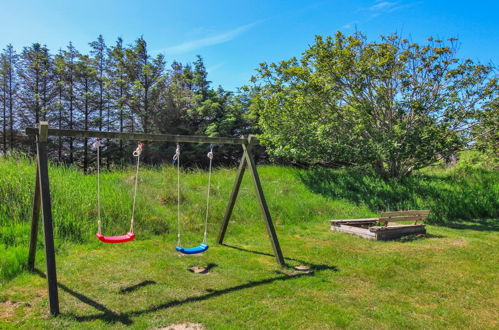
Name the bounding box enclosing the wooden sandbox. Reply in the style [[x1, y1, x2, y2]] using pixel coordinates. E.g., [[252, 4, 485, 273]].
[[330, 210, 430, 240]]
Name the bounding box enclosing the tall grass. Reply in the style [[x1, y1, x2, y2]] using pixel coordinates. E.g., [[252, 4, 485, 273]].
[[298, 165, 499, 224], [0, 153, 497, 281]]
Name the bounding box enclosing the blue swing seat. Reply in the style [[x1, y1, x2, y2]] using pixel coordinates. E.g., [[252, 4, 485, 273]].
[[176, 243, 209, 255]]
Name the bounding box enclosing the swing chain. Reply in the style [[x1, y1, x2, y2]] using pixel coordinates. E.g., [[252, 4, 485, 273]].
[[175, 143, 181, 246], [175, 143, 213, 247], [203, 145, 214, 244], [94, 139, 102, 234], [130, 142, 144, 233]]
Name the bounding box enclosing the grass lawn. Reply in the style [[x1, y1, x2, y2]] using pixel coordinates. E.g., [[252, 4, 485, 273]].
[[0, 156, 498, 329], [1, 224, 499, 329]]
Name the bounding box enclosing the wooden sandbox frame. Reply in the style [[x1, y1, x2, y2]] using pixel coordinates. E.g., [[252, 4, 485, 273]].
[[330, 210, 430, 240]]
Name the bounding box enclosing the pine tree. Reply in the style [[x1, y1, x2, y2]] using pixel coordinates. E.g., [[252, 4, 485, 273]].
[[193, 55, 210, 101], [63, 42, 79, 163], [17, 43, 54, 128], [53, 50, 66, 161], [4, 45, 18, 151], [126, 37, 165, 134], [76, 54, 97, 173], [0, 36, 249, 167], [108, 38, 131, 160], [89, 35, 107, 131], [0, 53, 7, 153]]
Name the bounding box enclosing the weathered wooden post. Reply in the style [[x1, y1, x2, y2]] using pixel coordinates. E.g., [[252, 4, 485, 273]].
[[217, 152, 247, 244], [35, 122, 60, 316], [218, 135, 285, 266]]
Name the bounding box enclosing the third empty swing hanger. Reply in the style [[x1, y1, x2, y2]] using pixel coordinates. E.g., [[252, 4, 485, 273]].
[[174, 144, 214, 254]]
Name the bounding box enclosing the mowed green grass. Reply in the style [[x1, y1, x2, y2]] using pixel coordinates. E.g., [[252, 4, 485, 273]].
[[1, 224, 498, 329], [0, 155, 498, 328]]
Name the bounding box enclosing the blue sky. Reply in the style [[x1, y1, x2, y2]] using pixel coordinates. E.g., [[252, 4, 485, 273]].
[[1, 0, 498, 91]]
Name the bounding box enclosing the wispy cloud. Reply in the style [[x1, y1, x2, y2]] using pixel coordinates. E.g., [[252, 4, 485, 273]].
[[342, 21, 359, 29], [370, 1, 396, 11], [365, 1, 420, 17], [157, 22, 260, 55], [207, 62, 224, 73]]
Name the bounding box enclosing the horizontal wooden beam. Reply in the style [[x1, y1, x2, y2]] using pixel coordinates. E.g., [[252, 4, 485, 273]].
[[369, 224, 426, 232], [25, 127, 257, 145], [381, 210, 430, 217], [379, 215, 428, 223], [330, 218, 379, 224]]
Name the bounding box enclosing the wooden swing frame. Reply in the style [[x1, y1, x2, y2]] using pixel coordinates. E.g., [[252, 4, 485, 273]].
[[26, 121, 285, 316]]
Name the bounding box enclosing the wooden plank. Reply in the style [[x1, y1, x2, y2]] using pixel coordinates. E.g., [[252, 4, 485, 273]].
[[25, 127, 256, 145], [330, 218, 379, 224], [217, 151, 247, 244], [331, 224, 376, 239], [37, 122, 60, 316], [381, 210, 430, 217], [243, 142, 285, 266], [374, 225, 426, 240], [379, 215, 427, 223], [370, 224, 426, 232], [28, 165, 41, 271]]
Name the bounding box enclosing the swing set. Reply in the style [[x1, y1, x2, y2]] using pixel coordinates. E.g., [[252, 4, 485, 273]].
[[25, 122, 285, 316], [93, 137, 214, 253]]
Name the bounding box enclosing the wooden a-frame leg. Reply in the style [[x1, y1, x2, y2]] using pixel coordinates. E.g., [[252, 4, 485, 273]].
[[37, 122, 60, 316], [242, 144, 285, 266], [28, 165, 41, 271], [217, 152, 247, 244]]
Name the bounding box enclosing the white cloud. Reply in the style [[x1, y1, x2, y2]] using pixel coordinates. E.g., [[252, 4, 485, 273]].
[[207, 62, 224, 73], [342, 21, 359, 29], [366, 1, 420, 17], [370, 1, 396, 11], [157, 22, 259, 55]]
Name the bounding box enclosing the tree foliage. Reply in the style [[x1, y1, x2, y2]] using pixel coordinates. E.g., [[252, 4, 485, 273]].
[[252, 32, 498, 178], [0, 36, 254, 168], [472, 97, 498, 160]]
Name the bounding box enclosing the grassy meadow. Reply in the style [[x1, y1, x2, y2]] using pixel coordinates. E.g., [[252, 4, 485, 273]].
[[0, 153, 498, 328]]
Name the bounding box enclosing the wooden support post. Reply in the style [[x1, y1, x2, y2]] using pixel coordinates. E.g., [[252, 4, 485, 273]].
[[217, 152, 247, 244], [36, 122, 60, 316], [242, 141, 285, 266], [28, 165, 41, 270]]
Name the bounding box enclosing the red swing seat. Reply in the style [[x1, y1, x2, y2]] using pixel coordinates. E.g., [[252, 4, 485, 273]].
[[96, 232, 135, 243]]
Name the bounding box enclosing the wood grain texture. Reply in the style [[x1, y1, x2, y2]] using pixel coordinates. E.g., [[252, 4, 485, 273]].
[[381, 210, 430, 217], [26, 127, 256, 145]]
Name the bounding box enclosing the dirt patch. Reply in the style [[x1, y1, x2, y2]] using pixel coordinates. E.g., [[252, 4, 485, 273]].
[[158, 323, 204, 330], [188, 266, 209, 274], [450, 238, 467, 246], [0, 300, 16, 319], [428, 244, 445, 251], [0, 300, 29, 320]]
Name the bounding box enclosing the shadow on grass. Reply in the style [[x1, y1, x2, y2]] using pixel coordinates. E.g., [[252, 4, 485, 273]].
[[220, 244, 326, 270], [33, 269, 133, 325], [443, 219, 499, 232], [119, 280, 157, 294], [395, 233, 445, 243], [297, 167, 498, 231], [33, 251, 338, 325]]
